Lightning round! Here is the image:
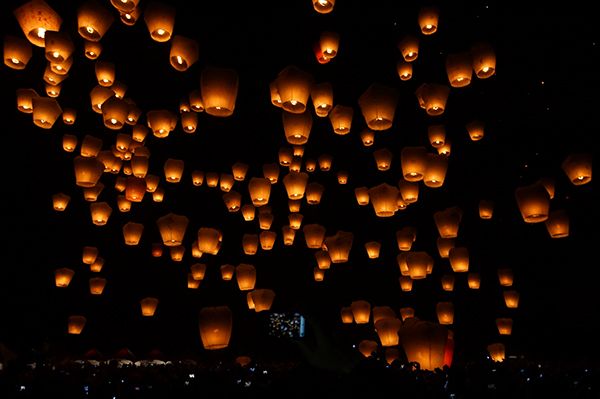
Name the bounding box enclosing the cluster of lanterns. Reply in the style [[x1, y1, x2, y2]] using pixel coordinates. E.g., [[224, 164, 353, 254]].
[[4, 0, 591, 366]]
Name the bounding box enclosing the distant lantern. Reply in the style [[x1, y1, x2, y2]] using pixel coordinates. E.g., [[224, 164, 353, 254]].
[[181, 110, 198, 133], [283, 172, 309, 199], [147, 110, 177, 138], [241, 204, 255, 221], [503, 290, 520, 309], [398, 36, 419, 62], [260, 164, 278, 186], [323, 231, 353, 263], [313, 0, 335, 14], [372, 307, 396, 324], [77, 0, 114, 41], [197, 228, 222, 255], [406, 251, 433, 279], [201, 67, 239, 117], [375, 318, 402, 347], [315, 250, 331, 269], [358, 340, 378, 358], [488, 343, 505, 362], [123, 222, 143, 245], [16, 88, 38, 113], [232, 162, 248, 181], [89, 277, 107, 295], [199, 306, 232, 350], [110, 0, 138, 12], [62, 108, 76, 125], [95, 60, 115, 87], [130, 155, 148, 178], [449, 247, 469, 273], [396, 227, 416, 251], [313, 267, 325, 281], [125, 177, 146, 202], [311, 82, 333, 117], [126, 104, 142, 125], [373, 148, 393, 171], [545, 210, 569, 238], [433, 206, 463, 238], [399, 276, 413, 291], [270, 81, 282, 107], [260, 231, 276, 250], [441, 274, 455, 291], [223, 191, 242, 212], [438, 141, 452, 156], [318, 154, 333, 171], [45, 83, 61, 98], [190, 263, 207, 280], [246, 178, 270, 207], [428, 125, 447, 147], [74, 156, 104, 189], [497, 268, 514, 287], [283, 111, 312, 145], [288, 213, 304, 230], [192, 170, 204, 186], [157, 213, 188, 246], [471, 42, 496, 79], [436, 302, 454, 325], [169, 245, 185, 261], [418, 6, 439, 34], [446, 53, 472, 87], [416, 83, 450, 116], [151, 243, 163, 257], [117, 196, 131, 212], [236, 264, 256, 291], [351, 300, 371, 324], [144, 1, 175, 42], [120, 6, 141, 25], [288, 199, 301, 212], [515, 183, 550, 223], [337, 171, 348, 184], [282, 226, 296, 246], [52, 193, 71, 211], [82, 246, 99, 265], [319, 31, 339, 59], [561, 153, 592, 185], [466, 120, 485, 141], [68, 315, 86, 335], [164, 158, 184, 183], [276, 66, 313, 114], [437, 237, 454, 258], [32, 97, 62, 129], [340, 307, 353, 324], [360, 130, 375, 147], [205, 172, 219, 187], [303, 224, 326, 249], [219, 173, 234, 191], [258, 212, 274, 230], [329, 104, 353, 135], [55, 268, 75, 287], [385, 348, 400, 365], [423, 153, 448, 188], [479, 200, 494, 219], [305, 183, 324, 205], [102, 97, 128, 129], [400, 307, 415, 321], [368, 183, 399, 217], [4, 35, 33, 70], [83, 182, 104, 201], [220, 264, 235, 280], [187, 273, 200, 289], [496, 318, 513, 335], [242, 234, 259, 255], [112, 81, 128, 99], [170, 35, 198, 71], [538, 177, 555, 199], [354, 187, 370, 205], [397, 179, 419, 204], [400, 318, 451, 371], [90, 257, 104, 272], [468, 273, 481, 289], [189, 89, 204, 112], [90, 86, 113, 113], [251, 289, 276, 312], [364, 241, 381, 259], [358, 84, 398, 131], [401, 147, 428, 182], [84, 40, 102, 59], [397, 61, 413, 80], [140, 297, 159, 316], [14, 0, 62, 47]]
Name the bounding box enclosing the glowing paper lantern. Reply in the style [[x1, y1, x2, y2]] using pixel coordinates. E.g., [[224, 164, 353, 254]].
[[351, 300, 371, 324], [323, 231, 353, 263], [437, 237, 454, 258], [354, 187, 370, 205], [329, 105, 353, 135], [77, 0, 114, 41], [164, 158, 184, 183], [446, 53, 472, 87], [90, 86, 113, 114], [89, 277, 107, 295], [368, 183, 399, 217], [423, 153, 448, 187], [170, 35, 198, 71], [433, 207, 463, 238], [187, 273, 200, 288], [83, 182, 104, 202], [32, 97, 62, 129], [498, 268, 514, 287], [416, 83, 450, 116], [406, 251, 433, 279], [449, 247, 469, 273], [102, 97, 128, 129], [144, 1, 175, 42], [487, 343, 505, 362], [471, 42, 496, 79], [365, 241, 381, 259], [283, 111, 312, 145], [305, 183, 324, 205], [125, 177, 146, 202], [401, 147, 427, 182], [169, 245, 185, 261], [515, 183, 550, 223], [84, 40, 102, 59], [68, 315, 86, 334], [418, 6, 439, 35], [147, 110, 177, 138], [399, 276, 413, 291], [250, 289, 276, 312], [311, 82, 333, 117], [319, 31, 339, 59], [358, 84, 398, 131], [303, 224, 326, 249], [54, 268, 74, 287], [95, 60, 115, 86], [119, 6, 141, 25], [340, 307, 353, 324], [16, 88, 38, 113], [562, 153, 592, 185], [466, 120, 485, 141], [397, 61, 412, 81], [62, 108, 76, 125], [441, 274, 455, 291], [201, 67, 239, 117], [314, 250, 331, 270], [236, 264, 256, 291], [375, 318, 402, 347], [399, 318, 451, 371], [496, 318, 513, 335], [396, 227, 416, 251], [4, 35, 33, 70], [123, 222, 143, 245], [400, 307, 415, 321], [479, 200, 494, 219], [313, 0, 335, 14], [504, 290, 520, 308], [157, 213, 188, 246], [199, 306, 232, 350], [468, 273, 481, 289], [545, 210, 569, 238], [197, 228, 222, 255], [275, 66, 313, 114], [398, 35, 419, 62], [283, 172, 309, 199], [436, 302, 454, 325], [52, 193, 71, 211], [14, 0, 62, 47], [232, 162, 248, 181], [373, 148, 393, 171], [140, 297, 159, 316], [90, 202, 112, 226], [82, 246, 98, 265]]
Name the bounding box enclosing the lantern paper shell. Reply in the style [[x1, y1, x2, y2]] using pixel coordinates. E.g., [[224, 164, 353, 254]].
[[373, 148, 393, 171], [360, 130, 375, 147], [157, 213, 188, 246], [55, 268, 75, 287], [311, 82, 333, 117], [199, 306, 232, 350], [441, 274, 455, 291], [84, 40, 102, 59], [446, 53, 472, 87], [496, 318, 513, 335], [110, 0, 138, 12], [32, 97, 62, 129], [397, 61, 412, 81], [354, 187, 370, 205], [433, 207, 463, 238], [488, 343, 505, 362], [449, 247, 469, 272], [102, 97, 128, 129], [82, 246, 99, 265], [401, 147, 427, 182], [406, 251, 433, 279], [329, 105, 353, 135], [561, 153, 592, 185], [305, 183, 324, 205], [242, 234, 259, 255], [400, 307, 415, 321], [220, 264, 235, 280], [358, 84, 398, 131], [504, 290, 520, 308], [396, 227, 416, 251], [313, 0, 335, 14], [83, 182, 104, 202], [365, 241, 381, 259], [398, 35, 419, 62], [189, 89, 204, 112], [276, 66, 313, 114], [398, 179, 419, 203], [14, 0, 62, 47], [498, 268, 514, 287], [191, 170, 204, 186], [4, 35, 33, 69], [236, 264, 256, 291], [358, 340, 378, 358], [399, 318, 450, 371], [201, 67, 239, 117], [170, 35, 198, 71], [232, 162, 248, 181], [466, 120, 485, 141], [515, 183, 550, 223], [164, 158, 184, 183], [187, 273, 200, 288], [74, 156, 104, 188], [323, 231, 353, 263], [223, 191, 241, 212], [168, 245, 185, 261], [90, 86, 113, 113], [318, 154, 333, 171], [545, 210, 569, 238], [368, 183, 399, 217], [351, 300, 371, 324], [250, 289, 275, 312], [313, 267, 325, 281], [68, 315, 86, 334], [375, 318, 402, 347], [283, 172, 309, 199], [144, 1, 175, 42], [416, 83, 450, 116], [282, 226, 296, 246], [372, 307, 396, 324], [89, 277, 107, 295], [16, 88, 38, 113], [471, 42, 496, 79], [423, 154, 448, 187], [479, 200, 494, 219], [206, 172, 219, 187], [260, 231, 276, 250], [52, 193, 71, 211], [399, 276, 413, 291], [140, 297, 159, 316], [95, 60, 115, 87], [77, 0, 114, 42], [197, 228, 222, 255], [319, 31, 339, 59], [468, 272, 481, 289], [147, 110, 177, 138], [436, 302, 454, 325], [304, 224, 326, 249], [314, 250, 331, 270], [125, 177, 146, 202], [123, 222, 143, 245], [340, 307, 353, 324], [120, 6, 141, 26], [418, 6, 439, 35], [436, 237, 454, 258], [283, 111, 312, 145]]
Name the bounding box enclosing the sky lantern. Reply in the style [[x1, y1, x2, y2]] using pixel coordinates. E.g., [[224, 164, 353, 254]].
[[416, 83, 450, 116], [351, 300, 371, 324], [14, 0, 62, 47], [303, 224, 326, 249], [340, 307, 353, 324], [397, 61, 412, 81], [504, 290, 520, 308], [181, 111, 197, 133], [164, 158, 184, 183], [399, 276, 413, 291], [223, 191, 242, 212], [74, 156, 104, 188], [441, 274, 455, 291], [449, 247, 469, 272], [468, 272, 481, 289], [373, 148, 393, 171], [561, 153, 592, 185], [311, 82, 333, 117], [192, 170, 204, 186], [243, 234, 259, 255], [479, 200, 494, 219], [4, 35, 32, 70], [236, 264, 256, 291], [364, 241, 381, 259], [89, 257, 104, 272], [428, 125, 446, 148], [446, 53, 472, 87], [122, 222, 144, 245], [436, 237, 454, 258], [283, 172, 309, 199], [360, 130, 375, 147], [199, 306, 232, 350], [313, 0, 335, 14], [396, 227, 416, 251], [329, 104, 353, 135], [125, 176, 146, 202], [52, 193, 70, 211], [83, 182, 104, 202], [315, 250, 331, 270], [398, 179, 419, 204], [487, 343, 505, 362], [82, 246, 98, 265], [545, 210, 570, 238], [423, 154, 448, 187], [169, 35, 198, 71], [358, 340, 378, 358], [187, 273, 200, 289], [102, 97, 128, 129], [375, 318, 402, 347], [282, 226, 296, 246], [270, 81, 282, 107], [401, 147, 428, 182], [305, 182, 324, 205], [140, 297, 159, 316], [119, 5, 141, 25], [372, 307, 396, 324], [283, 111, 313, 145], [110, 0, 138, 12], [62, 108, 76, 125], [84, 40, 101, 59], [368, 183, 399, 217], [201, 67, 239, 117], [190, 263, 207, 280], [260, 231, 276, 250], [67, 315, 86, 335], [319, 31, 339, 59], [251, 289, 276, 312], [80, 135, 103, 158], [466, 120, 485, 141], [418, 6, 439, 34], [400, 318, 451, 370], [400, 307, 415, 322], [275, 66, 313, 114], [398, 35, 419, 62], [496, 318, 513, 335], [323, 231, 353, 263], [32, 97, 62, 129], [117, 196, 131, 212], [436, 302, 454, 325], [205, 172, 219, 187], [358, 84, 398, 131], [241, 204, 255, 222], [220, 264, 235, 281], [89, 277, 107, 295], [433, 206, 463, 238], [16, 88, 38, 113], [157, 213, 188, 246], [515, 183, 550, 223], [313, 267, 325, 281], [197, 228, 222, 255], [144, 1, 175, 42], [77, 0, 114, 41], [54, 268, 74, 288], [147, 110, 177, 138], [471, 42, 496, 79], [354, 187, 370, 205], [169, 245, 185, 261], [189, 90, 204, 112], [231, 162, 248, 181], [95, 60, 115, 87], [90, 86, 113, 114], [406, 251, 433, 279], [497, 268, 514, 287]]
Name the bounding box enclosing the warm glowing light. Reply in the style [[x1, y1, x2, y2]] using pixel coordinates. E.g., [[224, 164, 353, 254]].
[[48, 77, 55, 82], [457, 77, 464, 81], [125, 13, 132, 20], [408, 51, 414, 57], [52, 51, 60, 58], [157, 28, 166, 35], [318, 0, 328, 5], [11, 58, 20, 64], [482, 66, 490, 72], [325, 48, 333, 54], [215, 106, 222, 110], [290, 99, 298, 105], [36, 28, 46, 39], [158, 129, 165, 134], [186, 125, 193, 130], [176, 55, 183, 64], [55, 65, 63, 71], [110, 118, 118, 124], [86, 26, 94, 34], [89, 51, 96, 56], [426, 24, 433, 29]]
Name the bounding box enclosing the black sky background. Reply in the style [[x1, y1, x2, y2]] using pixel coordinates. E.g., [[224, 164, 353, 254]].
[[0, 0, 596, 365]]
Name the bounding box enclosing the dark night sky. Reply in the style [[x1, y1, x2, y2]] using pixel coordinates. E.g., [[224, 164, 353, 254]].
[[0, 0, 596, 364]]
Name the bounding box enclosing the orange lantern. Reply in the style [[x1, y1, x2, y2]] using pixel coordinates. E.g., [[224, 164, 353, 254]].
[[373, 148, 393, 171], [446, 53, 472, 87], [449, 247, 469, 272], [169, 245, 185, 261], [89, 277, 107, 295], [562, 153, 592, 185], [416, 83, 450, 116], [358, 84, 398, 131], [198, 306, 232, 350], [95, 60, 115, 87], [423, 153, 448, 187], [399, 307, 415, 321], [143, 1, 175, 42], [329, 105, 353, 135], [436, 302, 454, 325], [236, 264, 256, 291], [398, 179, 419, 203], [90, 202, 112, 225], [187, 273, 200, 289], [119, 5, 141, 26], [250, 289, 276, 312], [315, 250, 331, 269], [275, 66, 313, 114], [515, 183, 550, 223], [406, 251, 433, 279], [496, 318, 513, 335], [77, 0, 114, 41], [260, 231, 276, 250], [67, 315, 86, 334], [54, 268, 75, 287], [318, 154, 333, 171], [364, 241, 381, 259], [418, 6, 439, 34], [147, 110, 177, 138], [84, 40, 102, 59], [468, 272, 481, 289], [312, 0, 335, 14], [164, 158, 184, 183], [313, 267, 325, 282], [497, 268, 514, 287], [358, 340, 378, 358], [169, 35, 198, 71], [125, 177, 146, 202], [283, 111, 312, 145], [303, 224, 326, 249], [197, 228, 222, 255], [117, 196, 131, 212], [400, 318, 451, 370], [436, 237, 454, 258], [132, 124, 148, 142], [350, 300, 371, 324], [181, 111, 198, 133], [305, 183, 324, 205], [479, 200, 494, 219], [504, 290, 520, 308], [52, 193, 71, 211], [488, 343, 505, 362], [545, 210, 569, 238], [368, 183, 399, 217], [323, 231, 353, 263], [396, 227, 416, 251], [140, 297, 159, 316], [398, 35, 419, 62], [223, 191, 241, 212], [319, 31, 339, 59], [354, 187, 370, 205], [220, 264, 235, 280], [433, 206, 463, 238], [231, 162, 248, 181], [471, 42, 496, 79], [82, 246, 99, 265], [83, 182, 104, 202], [201, 67, 239, 117], [32, 97, 62, 129], [399, 276, 413, 291], [401, 147, 427, 182], [340, 307, 353, 324], [90, 257, 104, 272], [157, 213, 188, 246], [283, 172, 309, 199], [282, 226, 296, 246], [441, 274, 455, 291], [375, 318, 402, 346], [466, 120, 485, 141], [311, 82, 333, 117], [243, 234, 259, 255], [123, 222, 143, 245], [397, 61, 412, 81], [16, 88, 38, 113], [14, 0, 62, 47], [4, 35, 33, 70], [241, 204, 255, 222]]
